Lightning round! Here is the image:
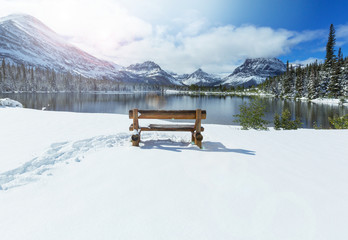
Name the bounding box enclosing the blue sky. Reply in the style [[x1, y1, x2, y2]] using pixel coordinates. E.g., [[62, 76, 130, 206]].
[[213, 0, 348, 65], [1, 0, 348, 74], [219, 0, 348, 29]]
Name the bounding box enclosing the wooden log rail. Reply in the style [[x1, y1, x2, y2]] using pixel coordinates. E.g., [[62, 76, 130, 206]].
[[129, 109, 206, 148]]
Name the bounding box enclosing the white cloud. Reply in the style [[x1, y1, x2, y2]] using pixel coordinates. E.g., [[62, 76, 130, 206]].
[[110, 25, 323, 73], [337, 24, 348, 39], [291, 57, 323, 66], [336, 24, 348, 48], [0, 0, 327, 74]]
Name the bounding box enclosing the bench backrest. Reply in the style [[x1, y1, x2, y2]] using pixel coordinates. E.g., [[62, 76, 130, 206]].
[[129, 109, 207, 120]]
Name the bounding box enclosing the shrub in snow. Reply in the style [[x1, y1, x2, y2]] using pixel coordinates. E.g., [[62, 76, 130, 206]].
[[234, 98, 269, 130], [329, 114, 348, 129], [313, 121, 323, 130], [274, 113, 281, 130], [274, 109, 302, 130], [0, 98, 23, 108]]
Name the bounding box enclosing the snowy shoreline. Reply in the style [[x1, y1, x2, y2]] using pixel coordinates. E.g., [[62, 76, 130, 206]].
[[0, 107, 348, 239], [165, 89, 348, 106], [2, 90, 348, 107]]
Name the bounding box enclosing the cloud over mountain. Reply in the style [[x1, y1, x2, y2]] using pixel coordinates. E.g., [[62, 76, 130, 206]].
[[0, 0, 343, 74]]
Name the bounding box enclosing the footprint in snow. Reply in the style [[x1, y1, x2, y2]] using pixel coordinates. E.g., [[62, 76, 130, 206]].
[[0, 133, 129, 191]]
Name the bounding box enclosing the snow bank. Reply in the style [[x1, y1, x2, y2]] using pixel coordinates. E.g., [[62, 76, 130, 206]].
[[0, 98, 23, 108], [311, 98, 348, 107], [0, 108, 348, 240], [311, 98, 344, 105]]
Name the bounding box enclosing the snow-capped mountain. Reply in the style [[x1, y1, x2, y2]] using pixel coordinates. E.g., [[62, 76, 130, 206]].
[[0, 14, 122, 79], [222, 58, 286, 87], [0, 14, 183, 86], [290, 63, 304, 69], [123, 61, 180, 85], [179, 68, 221, 86], [0, 14, 286, 88], [177, 59, 286, 87]]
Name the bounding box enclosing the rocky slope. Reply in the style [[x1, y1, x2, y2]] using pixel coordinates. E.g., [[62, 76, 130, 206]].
[[222, 58, 286, 87], [0, 14, 122, 80], [179, 68, 221, 86], [123, 61, 179, 85]]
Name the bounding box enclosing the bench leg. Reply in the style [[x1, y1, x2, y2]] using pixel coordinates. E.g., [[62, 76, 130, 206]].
[[191, 131, 195, 143], [194, 132, 203, 149], [131, 132, 141, 146]]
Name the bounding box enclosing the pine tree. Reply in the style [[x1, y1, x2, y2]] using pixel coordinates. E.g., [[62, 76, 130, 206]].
[[1, 59, 5, 79], [295, 67, 304, 97], [282, 66, 294, 96], [338, 47, 344, 66], [342, 57, 348, 96], [324, 24, 337, 69], [286, 60, 289, 74], [308, 65, 319, 99], [328, 62, 341, 97], [30, 67, 36, 91]]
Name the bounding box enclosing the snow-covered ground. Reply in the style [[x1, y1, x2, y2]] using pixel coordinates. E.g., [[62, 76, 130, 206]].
[[0, 98, 23, 108], [1, 107, 348, 240]]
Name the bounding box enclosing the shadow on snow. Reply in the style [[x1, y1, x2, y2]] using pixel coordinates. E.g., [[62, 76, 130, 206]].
[[140, 139, 255, 155]]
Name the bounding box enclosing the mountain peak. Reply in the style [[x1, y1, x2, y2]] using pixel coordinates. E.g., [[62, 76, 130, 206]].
[[1, 13, 42, 25], [180, 68, 220, 86], [0, 13, 121, 79], [243, 57, 283, 65], [222, 57, 286, 87], [127, 61, 162, 71]]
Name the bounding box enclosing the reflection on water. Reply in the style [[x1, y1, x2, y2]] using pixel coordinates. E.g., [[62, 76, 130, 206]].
[[1, 92, 347, 128]]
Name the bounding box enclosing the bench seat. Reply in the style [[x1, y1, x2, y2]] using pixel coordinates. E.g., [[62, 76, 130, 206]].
[[130, 124, 205, 132]]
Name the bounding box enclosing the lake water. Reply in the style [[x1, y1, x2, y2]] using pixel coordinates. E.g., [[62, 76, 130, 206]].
[[1, 92, 347, 128]]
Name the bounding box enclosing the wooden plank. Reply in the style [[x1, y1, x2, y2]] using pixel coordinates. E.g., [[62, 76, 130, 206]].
[[194, 109, 202, 147], [131, 108, 140, 146], [195, 109, 202, 133], [129, 124, 204, 132], [133, 108, 139, 131], [129, 110, 207, 119]]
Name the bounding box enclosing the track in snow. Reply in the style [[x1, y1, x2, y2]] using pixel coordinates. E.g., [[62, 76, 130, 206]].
[[0, 133, 130, 190], [0, 132, 195, 190]]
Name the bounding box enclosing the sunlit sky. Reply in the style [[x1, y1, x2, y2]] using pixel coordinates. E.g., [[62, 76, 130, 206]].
[[1, 0, 348, 74]]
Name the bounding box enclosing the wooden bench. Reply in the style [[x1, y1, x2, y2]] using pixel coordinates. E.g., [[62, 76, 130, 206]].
[[129, 109, 206, 148]]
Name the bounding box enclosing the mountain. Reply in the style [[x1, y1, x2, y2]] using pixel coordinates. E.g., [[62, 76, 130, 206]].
[[0, 14, 285, 88], [222, 58, 286, 87], [123, 61, 180, 85], [290, 63, 304, 69], [0, 14, 183, 86], [179, 68, 222, 86], [0, 14, 122, 79], [177, 59, 286, 87]]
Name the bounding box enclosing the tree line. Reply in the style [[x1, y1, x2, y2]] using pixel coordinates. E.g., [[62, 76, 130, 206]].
[[0, 59, 170, 93], [260, 24, 348, 99]]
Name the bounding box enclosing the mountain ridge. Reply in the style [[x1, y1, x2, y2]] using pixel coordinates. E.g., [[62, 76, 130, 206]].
[[222, 58, 286, 87], [178, 68, 221, 86], [0, 14, 122, 80], [0, 14, 286, 88]]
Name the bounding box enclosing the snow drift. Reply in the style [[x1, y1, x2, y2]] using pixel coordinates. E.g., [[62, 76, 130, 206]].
[[0, 98, 23, 108]]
